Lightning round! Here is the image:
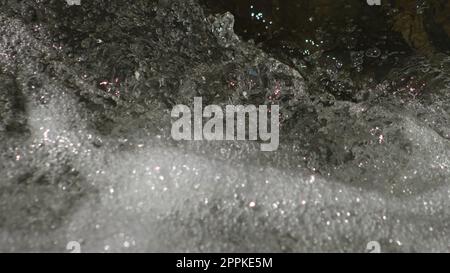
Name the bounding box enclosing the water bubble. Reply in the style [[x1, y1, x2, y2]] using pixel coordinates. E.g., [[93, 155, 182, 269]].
[[365, 47, 381, 58]]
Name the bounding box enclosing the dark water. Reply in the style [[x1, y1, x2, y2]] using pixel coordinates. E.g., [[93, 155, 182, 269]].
[[201, 0, 450, 52], [201, 0, 450, 86]]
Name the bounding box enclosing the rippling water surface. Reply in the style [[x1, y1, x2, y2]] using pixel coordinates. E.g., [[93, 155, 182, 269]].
[[0, 0, 449, 252]]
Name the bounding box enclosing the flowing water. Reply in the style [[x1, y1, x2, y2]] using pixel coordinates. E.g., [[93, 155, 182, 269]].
[[0, 0, 449, 252]]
